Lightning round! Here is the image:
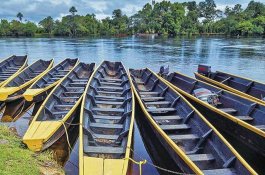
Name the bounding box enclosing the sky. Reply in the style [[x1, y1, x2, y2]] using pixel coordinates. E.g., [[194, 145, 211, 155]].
[[0, 0, 264, 22]]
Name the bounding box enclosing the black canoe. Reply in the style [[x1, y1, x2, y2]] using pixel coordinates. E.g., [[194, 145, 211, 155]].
[[23, 58, 79, 102], [0, 59, 53, 122], [195, 65, 265, 105], [23, 62, 95, 151], [0, 59, 53, 102], [129, 68, 255, 174], [79, 61, 134, 175], [165, 71, 265, 157], [0, 55, 28, 86]]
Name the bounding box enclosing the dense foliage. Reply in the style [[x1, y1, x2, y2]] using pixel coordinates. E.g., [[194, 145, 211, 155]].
[[0, 0, 264, 37]]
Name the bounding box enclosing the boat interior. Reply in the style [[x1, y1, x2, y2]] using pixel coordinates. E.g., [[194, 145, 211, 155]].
[[203, 71, 265, 100], [36, 62, 95, 121], [30, 58, 78, 89], [0, 55, 27, 83], [130, 68, 250, 174], [167, 72, 265, 131], [82, 61, 132, 159]]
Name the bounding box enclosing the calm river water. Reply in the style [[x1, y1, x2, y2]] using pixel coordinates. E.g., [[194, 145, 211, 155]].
[[0, 36, 264, 175]]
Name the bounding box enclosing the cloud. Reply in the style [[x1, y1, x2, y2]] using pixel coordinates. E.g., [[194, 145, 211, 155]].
[[121, 4, 142, 16], [0, 0, 263, 22], [85, 1, 108, 13]]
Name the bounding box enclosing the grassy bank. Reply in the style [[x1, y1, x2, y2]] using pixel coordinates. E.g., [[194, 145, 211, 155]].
[[0, 125, 64, 175]]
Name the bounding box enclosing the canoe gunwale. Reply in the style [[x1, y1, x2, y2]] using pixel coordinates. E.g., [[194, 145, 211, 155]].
[[169, 71, 265, 138], [0, 55, 28, 87], [0, 59, 54, 102], [195, 72, 265, 105], [23, 58, 80, 102], [23, 61, 95, 151], [130, 68, 256, 174], [129, 69, 202, 174], [79, 60, 135, 175]]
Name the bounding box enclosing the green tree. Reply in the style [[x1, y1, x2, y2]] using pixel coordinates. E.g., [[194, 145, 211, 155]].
[[23, 22, 38, 36], [245, 1, 265, 18], [112, 9, 122, 19], [16, 12, 23, 22], [236, 21, 254, 35], [68, 6, 78, 36], [69, 6, 77, 16], [0, 20, 11, 36], [199, 0, 220, 33], [39, 16, 54, 34], [111, 9, 129, 34]]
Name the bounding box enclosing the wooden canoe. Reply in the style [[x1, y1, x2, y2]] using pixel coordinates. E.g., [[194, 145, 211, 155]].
[[79, 61, 134, 175], [164, 71, 265, 157], [23, 62, 95, 151], [0, 55, 28, 87], [23, 58, 79, 102], [0, 59, 53, 102], [195, 68, 265, 105], [129, 68, 256, 174]]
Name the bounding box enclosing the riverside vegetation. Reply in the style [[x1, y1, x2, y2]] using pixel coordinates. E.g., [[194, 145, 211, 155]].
[[0, 0, 265, 37], [0, 125, 64, 175]]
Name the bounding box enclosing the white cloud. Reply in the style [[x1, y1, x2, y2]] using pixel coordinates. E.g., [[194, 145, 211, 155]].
[[55, 13, 69, 21], [46, 0, 72, 6], [25, 3, 37, 12], [96, 13, 110, 20], [85, 1, 108, 13], [121, 4, 141, 16]]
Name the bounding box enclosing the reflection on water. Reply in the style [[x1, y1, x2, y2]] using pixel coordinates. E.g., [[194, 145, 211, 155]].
[[0, 36, 265, 174], [0, 36, 264, 82]]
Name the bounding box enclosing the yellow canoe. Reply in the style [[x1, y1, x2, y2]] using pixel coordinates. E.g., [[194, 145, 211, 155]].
[[0, 59, 53, 102], [79, 61, 135, 175], [164, 71, 265, 157], [129, 68, 256, 174], [23, 58, 79, 102], [23, 62, 95, 151], [0, 55, 28, 87], [195, 70, 265, 105], [0, 59, 53, 122]]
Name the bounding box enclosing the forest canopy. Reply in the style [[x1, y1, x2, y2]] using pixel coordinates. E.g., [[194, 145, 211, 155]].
[[0, 0, 265, 37]]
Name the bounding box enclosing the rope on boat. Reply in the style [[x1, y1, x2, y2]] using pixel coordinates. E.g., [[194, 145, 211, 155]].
[[60, 120, 80, 155], [60, 121, 193, 175], [124, 157, 146, 175], [127, 147, 195, 175]]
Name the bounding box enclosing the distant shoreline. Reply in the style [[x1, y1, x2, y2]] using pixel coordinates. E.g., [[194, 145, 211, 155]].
[[1, 33, 263, 39]]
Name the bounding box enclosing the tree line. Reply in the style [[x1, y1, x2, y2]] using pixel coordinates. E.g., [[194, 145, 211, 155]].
[[0, 0, 264, 37]]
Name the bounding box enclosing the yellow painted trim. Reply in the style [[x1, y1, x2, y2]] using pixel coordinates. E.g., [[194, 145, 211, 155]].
[[79, 61, 134, 175], [218, 70, 265, 86], [0, 59, 53, 101], [165, 72, 265, 138], [195, 72, 265, 105], [23, 59, 80, 101], [23, 61, 84, 151], [156, 70, 257, 174], [0, 55, 28, 87], [79, 61, 103, 175], [130, 69, 203, 174], [123, 68, 135, 174]]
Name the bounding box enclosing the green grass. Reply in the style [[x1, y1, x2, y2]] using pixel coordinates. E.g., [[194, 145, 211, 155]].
[[0, 125, 64, 175]]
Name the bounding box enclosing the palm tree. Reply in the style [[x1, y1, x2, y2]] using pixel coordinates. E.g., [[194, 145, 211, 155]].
[[69, 6, 77, 16], [17, 12, 23, 22]]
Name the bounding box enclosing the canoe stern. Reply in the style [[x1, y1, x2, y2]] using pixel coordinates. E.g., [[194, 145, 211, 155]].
[[22, 138, 44, 152], [23, 88, 47, 101], [0, 87, 20, 101], [81, 157, 126, 175], [23, 121, 62, 151]]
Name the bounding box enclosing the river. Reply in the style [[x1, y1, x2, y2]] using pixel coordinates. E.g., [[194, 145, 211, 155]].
[[0, 36, 264, 175]]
